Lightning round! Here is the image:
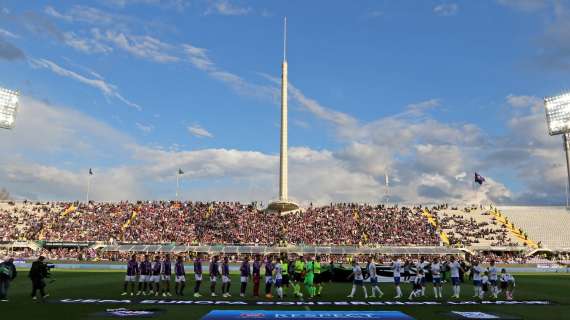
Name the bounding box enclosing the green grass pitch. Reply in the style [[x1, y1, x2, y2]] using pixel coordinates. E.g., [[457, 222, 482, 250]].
[[2, 270, 570, 319]]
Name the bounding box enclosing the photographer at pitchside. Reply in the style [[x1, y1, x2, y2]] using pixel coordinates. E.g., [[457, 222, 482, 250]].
[[29, 256, 51, 300]]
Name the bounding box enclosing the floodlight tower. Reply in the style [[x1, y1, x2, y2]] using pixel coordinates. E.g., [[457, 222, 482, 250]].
[[544, 92, 570, 209], [0, 86, 19, 130]]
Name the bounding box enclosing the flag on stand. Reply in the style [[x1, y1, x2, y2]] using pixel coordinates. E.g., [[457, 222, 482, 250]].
[[474, 172, 485, 185]]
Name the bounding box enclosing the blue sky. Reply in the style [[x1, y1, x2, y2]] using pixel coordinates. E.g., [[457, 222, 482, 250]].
[[0, 0, 569, 204]]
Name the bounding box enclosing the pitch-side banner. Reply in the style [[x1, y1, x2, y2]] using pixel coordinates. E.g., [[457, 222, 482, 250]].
[[55, 299, 552, 306], [200, 310, 414, 320]]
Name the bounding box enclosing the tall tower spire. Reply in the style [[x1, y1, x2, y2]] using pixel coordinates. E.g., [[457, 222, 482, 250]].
[[279, 16, 288, 202], [283, 16, 287, 61], [269, 17, 298, 213]]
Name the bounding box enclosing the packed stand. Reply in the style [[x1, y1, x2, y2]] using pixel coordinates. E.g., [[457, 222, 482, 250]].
[[0, 201, 440, 246]]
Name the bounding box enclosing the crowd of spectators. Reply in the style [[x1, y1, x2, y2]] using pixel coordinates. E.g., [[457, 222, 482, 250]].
[[0, 201, 441, 246], [433, 210, 519, 247]]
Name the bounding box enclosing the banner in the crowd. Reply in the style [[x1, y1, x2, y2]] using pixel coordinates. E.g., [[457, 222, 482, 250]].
[[200, 310, 414, 320], [44, 241, 92, 247], [55, 299, 552, 307]]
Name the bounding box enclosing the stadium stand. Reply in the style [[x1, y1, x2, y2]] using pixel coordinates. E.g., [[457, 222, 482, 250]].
[[498, 206, 570, 250], [430, 206, 521, 248], [2, 201, 570, 263], [0, 201, 441, 246]]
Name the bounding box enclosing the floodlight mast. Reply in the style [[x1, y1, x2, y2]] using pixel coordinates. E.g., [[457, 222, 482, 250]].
[[544, 92, 570, 210], [564, 133, 570, 209], [0, 87, 20, 130]]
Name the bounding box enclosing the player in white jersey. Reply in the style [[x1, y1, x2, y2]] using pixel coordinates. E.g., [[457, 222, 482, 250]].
[[448, 256, 464, 298], [488, 260, 499, 298], [415, 258, 428, 296], [430, 257, 443, 298], [391, 258, 402, 298], [506, 272, 516, 300], [471, 260, 484, 298], [347, 259, 368, 299], [408, 269, 424, 300], [273, 258, 284, 299], [480, 271, 490, 299], [366, 257, 383, 298]]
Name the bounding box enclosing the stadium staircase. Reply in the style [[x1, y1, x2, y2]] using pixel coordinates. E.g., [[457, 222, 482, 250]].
[[497, 206, 570, 250], [422, 208, 450, 245], [490, 208, 538, 249]]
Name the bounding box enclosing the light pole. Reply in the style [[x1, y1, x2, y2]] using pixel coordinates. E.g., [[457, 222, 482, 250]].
[[544, 92, 570, 210], [0, 86, 19, 130]]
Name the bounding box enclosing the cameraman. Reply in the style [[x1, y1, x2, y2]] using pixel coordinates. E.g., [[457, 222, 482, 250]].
[[29, 256, 50, 300]]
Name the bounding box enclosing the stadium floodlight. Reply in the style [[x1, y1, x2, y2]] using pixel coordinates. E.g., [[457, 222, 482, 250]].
[[544, 92, 570, 209], [0, 86, 19, 130]]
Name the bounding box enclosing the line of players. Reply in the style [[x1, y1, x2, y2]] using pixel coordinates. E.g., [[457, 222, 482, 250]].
[[121, 254, 326, 299], [349, 256, 516, 300], [122, 254, 516, 300]]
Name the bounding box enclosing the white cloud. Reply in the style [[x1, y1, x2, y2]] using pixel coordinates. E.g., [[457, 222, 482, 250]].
[[63, 31, 113, 54], [188, 125, 214, 138], [287, 81, 358, 128], [135, 122, 154, 133], [205, 1, 252, 16], [433, 3, 459, 16], [98, 30, 180, 63], [405, 98, 441, 116], [0, 28, 18, 39], [183, 44, 215, 71], [497, 0, 549, 12], [506, 94, 542, 113], [29, 58, 141, 110], [102, 0, 189, 11], [183, 43, 278, 101], [45, 5, 120, 25]]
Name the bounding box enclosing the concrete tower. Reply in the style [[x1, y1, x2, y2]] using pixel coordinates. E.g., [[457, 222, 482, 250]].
[[268, 17, 298, 213]]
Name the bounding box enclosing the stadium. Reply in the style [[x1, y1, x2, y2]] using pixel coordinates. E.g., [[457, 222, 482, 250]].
[[2, 1, 570, 320]]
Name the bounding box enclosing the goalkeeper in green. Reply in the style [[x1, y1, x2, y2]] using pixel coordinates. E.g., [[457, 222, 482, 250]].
[[304, 256, 315, 299], [292, 256, 305, 298]]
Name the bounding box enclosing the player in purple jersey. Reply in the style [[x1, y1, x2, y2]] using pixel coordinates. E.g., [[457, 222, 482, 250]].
[[174, 256, 186, 296], [209, 256, 220, 297], [264, 256, 274, 299], [239, 257, 251, 297], [221, 256, 231, 297], [252, 255, 261, 297], [122, 254, 138, 296], [161, 254, 172, 297], [151, 256, 162, 296], [193, 255, 203, 298], [137, 255, 152, 296]]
